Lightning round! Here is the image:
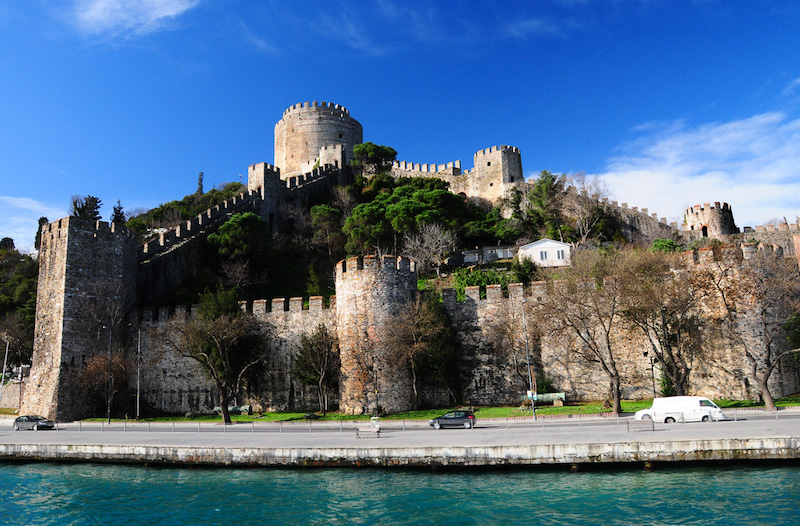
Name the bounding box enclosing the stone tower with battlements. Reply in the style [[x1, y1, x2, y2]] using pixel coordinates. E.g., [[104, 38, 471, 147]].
[[22, 218, 137, 421], [335, 255, 418, 414], [274, 101, 363, 178], [683, 202, 738, 239]]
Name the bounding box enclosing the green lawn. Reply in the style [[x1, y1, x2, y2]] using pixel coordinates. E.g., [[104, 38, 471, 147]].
[[72, 395, 800, 423]]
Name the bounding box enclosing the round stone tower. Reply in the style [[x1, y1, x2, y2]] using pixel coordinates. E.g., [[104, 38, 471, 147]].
[[274, 101, 363, 178], [335, 255, 417, 415], [683, 202, 738, 238]]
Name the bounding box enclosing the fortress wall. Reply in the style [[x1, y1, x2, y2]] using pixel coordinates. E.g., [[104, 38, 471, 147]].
[[136, 297, 337, 415], [442, 245, 799, 404], [604, 199, 676, 244]]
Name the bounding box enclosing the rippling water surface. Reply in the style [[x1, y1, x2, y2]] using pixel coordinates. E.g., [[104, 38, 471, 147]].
[[1, 463, 799, 525]]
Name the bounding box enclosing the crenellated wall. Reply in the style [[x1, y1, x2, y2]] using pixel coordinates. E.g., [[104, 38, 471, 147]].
[[389, 145, 524, 205]]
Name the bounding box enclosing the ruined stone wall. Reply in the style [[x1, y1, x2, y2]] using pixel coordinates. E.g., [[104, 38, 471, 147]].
[[682, 202, 738, 238], [23, 218, 137, 421], [603, 199, 677, 244], [274, 101, 362, 177], [335, 256, 417, 414]]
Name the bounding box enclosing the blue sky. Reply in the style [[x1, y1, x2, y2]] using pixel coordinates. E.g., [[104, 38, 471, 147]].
[[2, 0, 800, 252]]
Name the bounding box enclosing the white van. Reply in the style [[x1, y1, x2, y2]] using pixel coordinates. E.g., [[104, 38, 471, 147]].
[[634, 396, 725, 423]]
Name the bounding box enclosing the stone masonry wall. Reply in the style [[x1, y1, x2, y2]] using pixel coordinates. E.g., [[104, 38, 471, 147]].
[[23, 218, 137, 421], [335, 256, 417, 414]]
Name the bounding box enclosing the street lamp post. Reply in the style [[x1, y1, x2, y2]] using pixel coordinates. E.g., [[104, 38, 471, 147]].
[[104, 325, 112, 424], [136, 328, 141, 420], [0, 338, 9, 408], [643, 351, 656, 397]]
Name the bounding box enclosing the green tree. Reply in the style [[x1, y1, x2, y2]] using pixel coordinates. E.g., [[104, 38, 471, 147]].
[[353, 142, 397, 170], [34, 216, 48, 251], [208, 212, 266, 259], [110, 200, 126, 224], [0, 238, 14, 251], [293, 324, 340, 414], [70, 195, 102, 220], [528, 170, 567, 239], [197, 171, 204, 195], [651, 238, 681, 253], [310, 204, 344, 257]]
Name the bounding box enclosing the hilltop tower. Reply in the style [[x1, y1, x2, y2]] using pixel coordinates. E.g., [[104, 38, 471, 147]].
[[335, 255, 417, 414], [683, 202, 738, 238], [466, 145, 524, 203], [274, 101, 363, 178], [21, 218, 137, 421]]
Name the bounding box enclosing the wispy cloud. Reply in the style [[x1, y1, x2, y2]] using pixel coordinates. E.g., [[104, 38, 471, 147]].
[[0, 197, 67, 253], [783, 76, 800, 96], [593, 112, 800, 227], [70, 0, 200, 38]]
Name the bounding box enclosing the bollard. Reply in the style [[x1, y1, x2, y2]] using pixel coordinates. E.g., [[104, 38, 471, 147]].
[[198, 422, 201, 433], [147, 422, 150, 432], [79, 421, 82, 432], [172, 421, 175, 432], [101, 422, 104, 432], [124, 421, 126, 432], [340, 420, 343, 433], [280, 421, 282, 433], [309, 420, 312, 433], [403, 420, 406, 431], [251, 422, 254, 433], [224, 422, 227, 433]]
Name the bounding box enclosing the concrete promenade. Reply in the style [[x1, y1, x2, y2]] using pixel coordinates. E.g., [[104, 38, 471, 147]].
[[1, 410, 799, 469]]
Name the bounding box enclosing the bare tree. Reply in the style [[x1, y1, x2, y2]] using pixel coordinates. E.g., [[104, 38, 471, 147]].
[[541, 249, 625, 413], [402, 223, 458, 276], [384, 293, 458, 409], [485, 298, 540, 394], [332, 186, 357, 219], [563, 172, 609, 246], [619, 251, 705, 395], [699, 249, 800, 409], [293, 324, 340, 414]]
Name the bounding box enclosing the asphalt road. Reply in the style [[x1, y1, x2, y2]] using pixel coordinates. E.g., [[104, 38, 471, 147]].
[[2, 410, 799, 451]]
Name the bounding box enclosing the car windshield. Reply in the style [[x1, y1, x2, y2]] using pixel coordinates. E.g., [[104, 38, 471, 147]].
[[32, 416, 46, 421]]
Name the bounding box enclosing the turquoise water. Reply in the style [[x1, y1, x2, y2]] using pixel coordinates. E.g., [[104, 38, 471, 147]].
[[1, 463, 799, 525]]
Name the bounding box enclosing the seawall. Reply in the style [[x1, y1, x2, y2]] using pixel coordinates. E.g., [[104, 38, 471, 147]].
[[3, 412, 799, 468]]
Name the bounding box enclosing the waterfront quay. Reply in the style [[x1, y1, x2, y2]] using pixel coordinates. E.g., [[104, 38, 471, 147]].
[[1, 410, 799, 469]]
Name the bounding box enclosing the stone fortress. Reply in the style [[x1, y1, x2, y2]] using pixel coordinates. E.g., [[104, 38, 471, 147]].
[[21, 101, 800, 421]]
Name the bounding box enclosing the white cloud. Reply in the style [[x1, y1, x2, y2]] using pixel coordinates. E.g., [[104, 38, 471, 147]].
[[0, 197, 66, 253], [70, 0, 200, 38], [593, 112, 800, 228], [783, 76, 800, 96]]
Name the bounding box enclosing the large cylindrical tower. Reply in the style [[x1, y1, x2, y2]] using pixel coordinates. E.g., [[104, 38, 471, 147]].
[[682, 202, 738, 238], [274, 101, 363, 177], [335, 255, 417, 414]]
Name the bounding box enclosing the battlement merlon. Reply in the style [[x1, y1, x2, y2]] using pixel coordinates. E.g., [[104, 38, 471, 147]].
[[335, 255, 417, 277], [282, 101, 351, 117]]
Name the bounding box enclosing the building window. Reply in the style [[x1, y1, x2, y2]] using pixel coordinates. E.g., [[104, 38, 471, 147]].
[[557, 250, 565, 260], [487, 162, 491, 166], [540, 251, 547, 261]]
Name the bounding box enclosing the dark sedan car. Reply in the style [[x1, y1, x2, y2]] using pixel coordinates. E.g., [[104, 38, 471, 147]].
[[429, 410, 476, 429], [12, 415, 55, 431]]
